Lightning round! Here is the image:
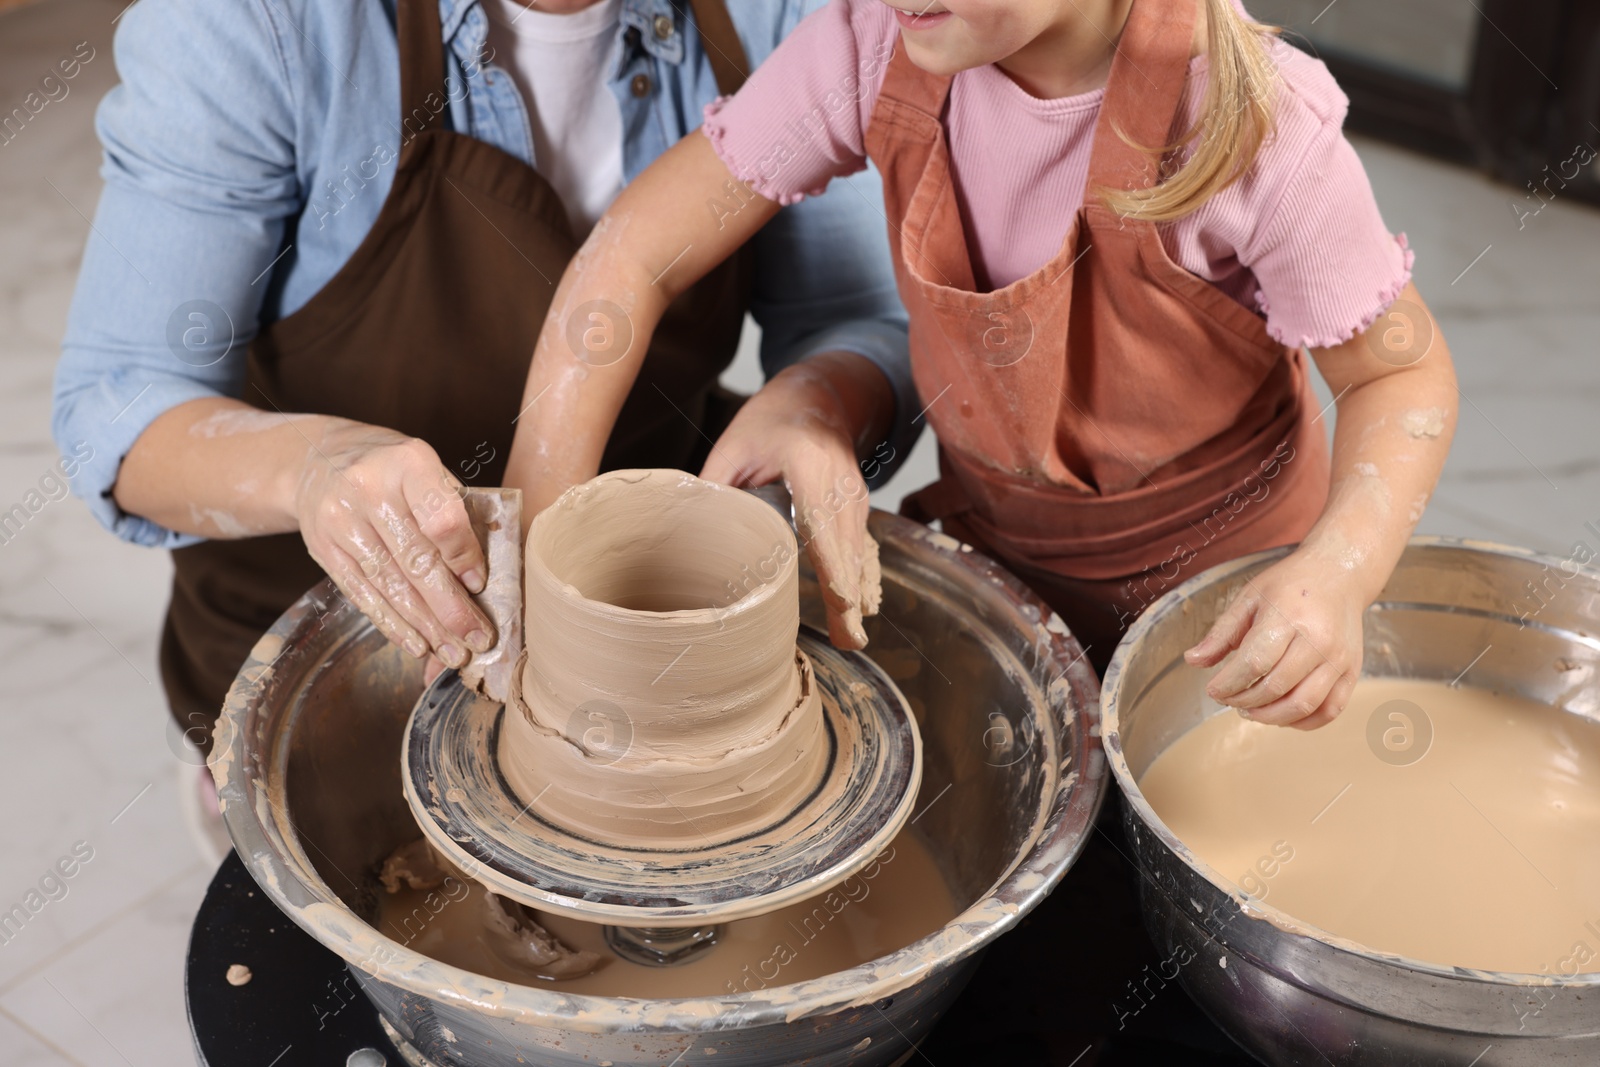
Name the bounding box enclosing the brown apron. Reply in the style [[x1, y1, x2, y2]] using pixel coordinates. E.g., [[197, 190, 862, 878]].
[[161, 0, 753, 751], [868, 0, 1330, 673]]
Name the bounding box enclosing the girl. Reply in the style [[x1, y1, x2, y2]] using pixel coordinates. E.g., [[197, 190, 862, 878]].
[[502, 0, 1458, 730]]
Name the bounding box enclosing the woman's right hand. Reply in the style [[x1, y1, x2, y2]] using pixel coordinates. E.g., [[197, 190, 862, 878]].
[[292, 421, 495, 668]]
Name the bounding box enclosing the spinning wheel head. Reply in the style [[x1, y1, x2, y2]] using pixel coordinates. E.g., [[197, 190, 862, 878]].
[[402, 627, 921, 928]]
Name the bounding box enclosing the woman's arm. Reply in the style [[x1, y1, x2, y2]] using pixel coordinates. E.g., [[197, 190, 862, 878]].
[[116, 397, 494, 668], [53, 0, 491, 668], [1186, 282, 1457, 728], [502, 133, 780, 514]]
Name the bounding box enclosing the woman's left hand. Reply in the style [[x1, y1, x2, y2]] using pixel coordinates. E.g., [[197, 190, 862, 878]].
[[1182, 551, 1365, 730]]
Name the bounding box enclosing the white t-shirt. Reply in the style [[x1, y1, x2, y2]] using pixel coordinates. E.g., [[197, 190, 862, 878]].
[[483, 0, 626, 238]]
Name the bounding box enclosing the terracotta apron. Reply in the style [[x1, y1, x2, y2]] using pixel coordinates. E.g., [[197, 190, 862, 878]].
[[161, 0, 753, 751], [868, 0, 1330, 673]]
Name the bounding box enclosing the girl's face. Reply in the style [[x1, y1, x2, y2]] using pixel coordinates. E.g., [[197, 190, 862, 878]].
[[878, 0, 1067, 76]]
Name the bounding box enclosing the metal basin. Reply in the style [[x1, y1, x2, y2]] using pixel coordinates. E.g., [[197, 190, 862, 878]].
[[1101, 536, 1600, 1066], [212, 509, 1106, 1066]]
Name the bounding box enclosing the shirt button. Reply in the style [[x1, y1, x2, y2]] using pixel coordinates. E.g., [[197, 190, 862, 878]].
[[630, 73, 652, 98], [652, 14, 674, 40]]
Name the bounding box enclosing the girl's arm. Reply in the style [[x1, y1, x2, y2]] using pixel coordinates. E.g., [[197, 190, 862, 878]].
[[502, 132, 896, 648], [502, 134, 779, 515], [1186, 282, 1457, 728]]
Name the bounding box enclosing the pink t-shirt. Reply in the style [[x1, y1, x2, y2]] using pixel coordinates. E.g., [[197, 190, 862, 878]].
[[703, 0, 1413, 350]]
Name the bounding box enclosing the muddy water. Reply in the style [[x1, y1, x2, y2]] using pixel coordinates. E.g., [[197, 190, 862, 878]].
[[375, 827, 958, 997], [1140, 678, 1600, 974]]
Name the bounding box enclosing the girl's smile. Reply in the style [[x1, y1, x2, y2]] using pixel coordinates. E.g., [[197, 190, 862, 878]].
[[874, 0, 1135, 97], [884, 3, 954, 31]]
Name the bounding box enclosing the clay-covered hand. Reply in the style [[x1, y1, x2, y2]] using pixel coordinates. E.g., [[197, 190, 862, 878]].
[[1182, 552, 1365, 730], [293, 421, 494, 669], [701, 360, 882, 650]]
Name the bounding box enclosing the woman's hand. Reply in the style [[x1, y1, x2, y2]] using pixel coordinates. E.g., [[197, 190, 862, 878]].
[[113, 398, 495, 667], [293, 421, 495, 669], [1183, 550, 1365, 730], [701, 355, 888, 650]]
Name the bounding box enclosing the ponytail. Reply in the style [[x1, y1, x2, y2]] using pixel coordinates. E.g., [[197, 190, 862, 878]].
[[1101, 0, 1280, 222]]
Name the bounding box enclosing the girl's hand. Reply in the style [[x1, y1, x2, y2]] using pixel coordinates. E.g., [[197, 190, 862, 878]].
[[701, 358, 883, 650], [1185, 282, 1457, 731], [1183, 550, 1364, 730], [292, 422, 495, 669]]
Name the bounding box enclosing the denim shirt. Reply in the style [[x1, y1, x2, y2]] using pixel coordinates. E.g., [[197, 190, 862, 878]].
[[53, 0, 913, 547]]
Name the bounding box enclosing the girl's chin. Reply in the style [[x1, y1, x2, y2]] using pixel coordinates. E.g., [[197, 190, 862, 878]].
[[899, 33, 978, 77]]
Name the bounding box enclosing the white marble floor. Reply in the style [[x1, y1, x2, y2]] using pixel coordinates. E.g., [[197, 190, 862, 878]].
[[1, 0, 1597, 1064]]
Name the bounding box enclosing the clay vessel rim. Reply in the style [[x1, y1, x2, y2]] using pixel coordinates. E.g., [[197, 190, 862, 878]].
[[526, 470, 797, 623], [523, 559, 788, 622]]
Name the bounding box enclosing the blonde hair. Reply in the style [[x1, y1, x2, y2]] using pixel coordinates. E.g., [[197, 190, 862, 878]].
[[1101, 0, 1281, 222]]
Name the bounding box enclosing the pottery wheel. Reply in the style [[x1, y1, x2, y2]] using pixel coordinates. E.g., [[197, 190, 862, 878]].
[[402, 625, 921, 927]]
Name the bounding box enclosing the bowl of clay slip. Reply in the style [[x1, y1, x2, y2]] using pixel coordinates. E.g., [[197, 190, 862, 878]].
[[1102, 537, 1600, 1067], [210, 495, 1107, 1067]]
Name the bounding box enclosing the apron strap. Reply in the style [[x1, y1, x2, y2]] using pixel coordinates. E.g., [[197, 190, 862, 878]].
[[688, 0, 752, 96], [396, 0, 753, 131], [1085, 0, 1199, 193], [398, 0, 449, 137]]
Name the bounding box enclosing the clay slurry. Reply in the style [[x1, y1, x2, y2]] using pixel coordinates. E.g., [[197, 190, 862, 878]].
[[1140, 677, 1600, 975], [376, 826, 957, 996]]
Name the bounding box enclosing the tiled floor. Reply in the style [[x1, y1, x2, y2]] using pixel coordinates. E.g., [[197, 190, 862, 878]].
[[1, 0, 1596, 1065], [3, 1, 216, 1064]]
